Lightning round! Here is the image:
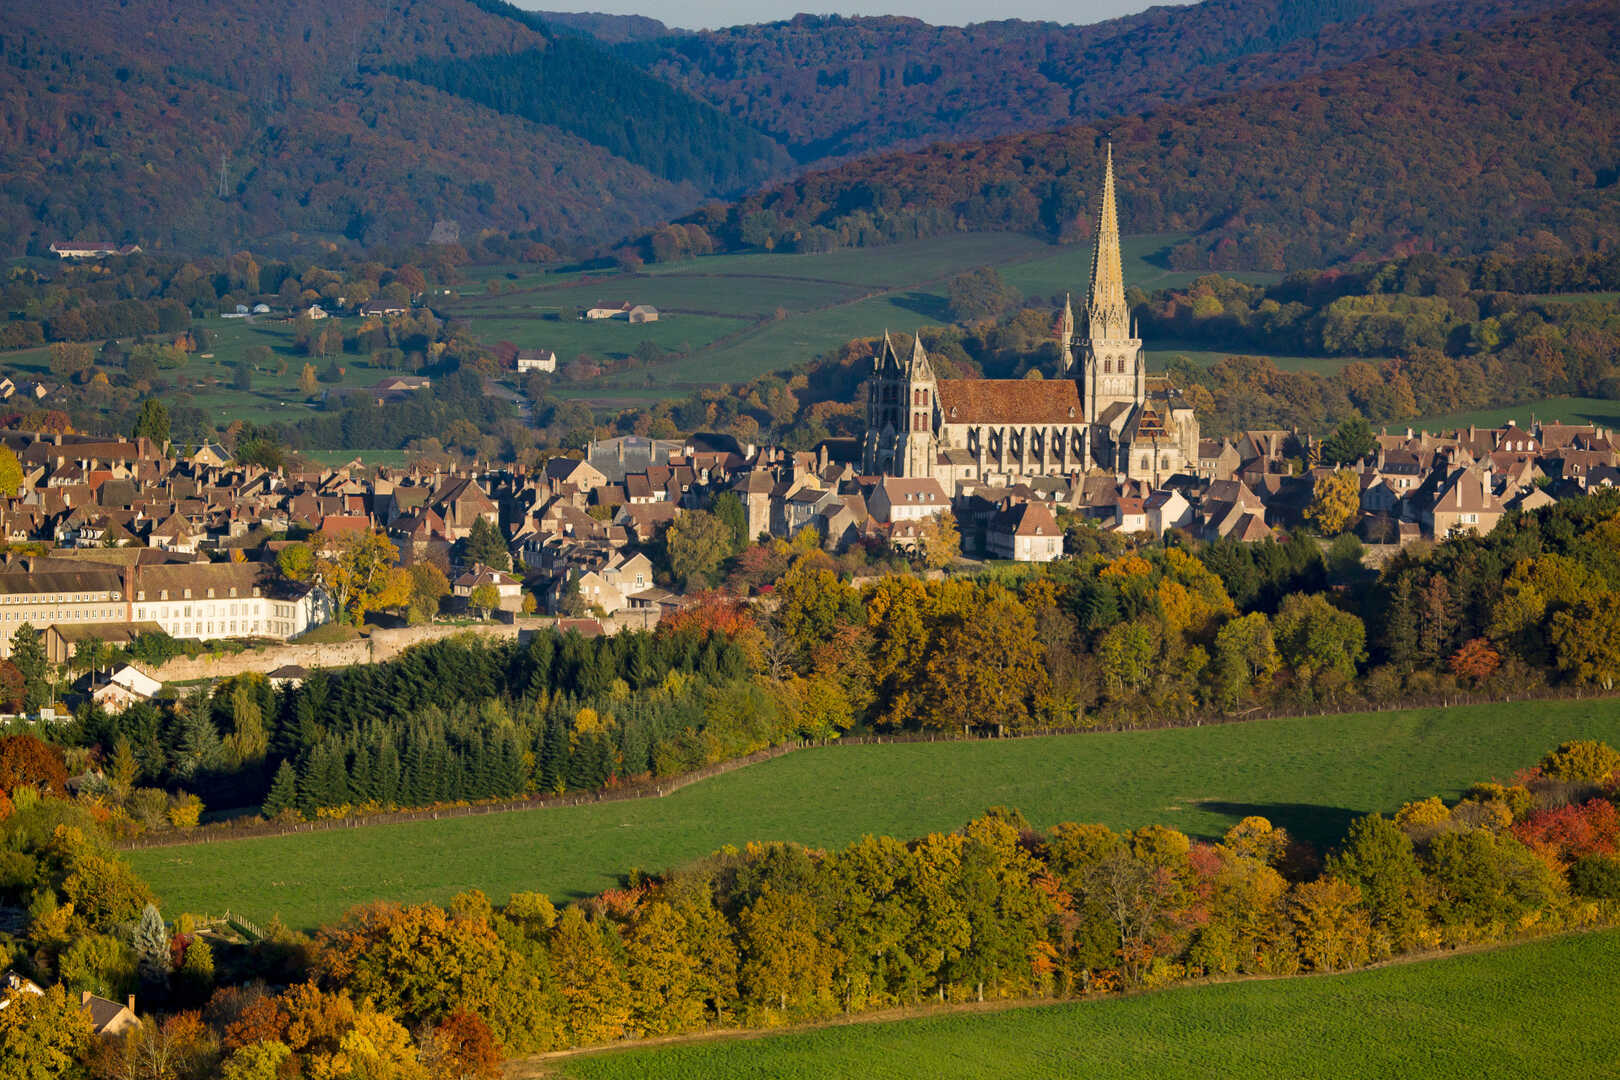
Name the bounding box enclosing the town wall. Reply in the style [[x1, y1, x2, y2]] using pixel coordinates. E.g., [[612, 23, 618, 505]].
[[140, 611, 660, 683]]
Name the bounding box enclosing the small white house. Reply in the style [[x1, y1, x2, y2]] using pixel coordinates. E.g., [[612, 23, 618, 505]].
[[867, 477, 950, 524], [517, 348, 558, 373], [90, 665, 163, 711]]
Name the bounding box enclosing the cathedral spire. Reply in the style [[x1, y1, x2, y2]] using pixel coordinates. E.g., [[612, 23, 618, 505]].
[[1086, 142, 1130, 341], [908, 331, 934, 381]]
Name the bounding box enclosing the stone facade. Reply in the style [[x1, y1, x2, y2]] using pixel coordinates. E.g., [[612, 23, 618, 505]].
[[861, 146, 1198, 490]]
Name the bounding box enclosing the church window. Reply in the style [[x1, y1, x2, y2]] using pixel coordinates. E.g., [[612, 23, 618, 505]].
[[1103, 359, 1112, 373]]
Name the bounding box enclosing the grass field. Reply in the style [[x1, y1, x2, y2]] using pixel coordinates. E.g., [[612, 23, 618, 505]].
[[1407, 396, 1620, 434], [436, 232, 1289, 400], [129, 698, 1620, 929], [542, 929, 1620, 1080], [0, 234, 1297, 418], [1145, 341, 1361, 376]]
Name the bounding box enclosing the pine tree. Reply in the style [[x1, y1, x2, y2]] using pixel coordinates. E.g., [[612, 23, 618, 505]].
[[262, 760, 299, 818], [132, 903, 171, 980], [540, 711, 570, 794], [376, 739, 402, 806], [10, 623, 50, 712]]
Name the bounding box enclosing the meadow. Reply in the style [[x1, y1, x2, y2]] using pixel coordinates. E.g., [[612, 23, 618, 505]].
[[540, 929, 1620, 1080], [1406, 396, 1620, 434], [129, 697, 1620, 929], [439, 232, 1290, 400]]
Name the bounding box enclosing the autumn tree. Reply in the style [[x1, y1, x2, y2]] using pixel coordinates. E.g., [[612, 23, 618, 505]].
[[1304, 469, 1360, 535], [409, 563, 452, 622], [921, 589, 1046, 732], [0, 733, 70, 796], [1550, 592, 1620, 689], [469, 584, 500, 619], [736, 885, 837, 1017], [914, 512, 961, 570], [0, 445, 21, 496], [418, 1010, 501, 1080], [281, 531, 402, 625], [0, 983, 92, 1080], [550, 906, 631, 1045]]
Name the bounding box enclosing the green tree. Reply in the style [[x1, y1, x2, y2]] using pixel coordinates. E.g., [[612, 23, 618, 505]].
[[131, 397, 171, 445], [1319, 416, 1375, 465], [1272, 593, 1366, 686], [262, 760, 300, 818], [666, 510, 733, 590], [462, 516, 512, 572], [132, 902, 171, 979], [1210, 612, 1280, 711], [710, 492, 749, 552], [11, 624, 52, 712], [1550, 592, 1620, 690], [469, 583, 501, 619], [1325, 814, 1424, 948], [947, 267, 1021, 324]]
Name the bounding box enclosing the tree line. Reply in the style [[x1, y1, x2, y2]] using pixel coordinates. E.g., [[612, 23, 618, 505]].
[[648, 1, 1620, 270], [2, 730, 1617, 1077]]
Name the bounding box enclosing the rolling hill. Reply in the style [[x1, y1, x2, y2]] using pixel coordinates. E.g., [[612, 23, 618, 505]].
[[3, 0, 1594, 260], [685, 0, 1620, 269], [613, 0, 1573, 163], [0, 0, 777, 254]]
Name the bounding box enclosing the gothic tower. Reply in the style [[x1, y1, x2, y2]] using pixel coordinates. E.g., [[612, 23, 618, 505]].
[[898, 332, 937, 478], [1079, 144, 1145, 424], [862, 331, 937, 477]]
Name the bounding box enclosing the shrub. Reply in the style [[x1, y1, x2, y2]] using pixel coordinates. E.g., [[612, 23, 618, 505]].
[[1568, 853, 1620, 899], [1540, 740, 1620, 784]]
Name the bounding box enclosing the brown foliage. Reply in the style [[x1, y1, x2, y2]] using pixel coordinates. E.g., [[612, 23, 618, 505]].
[[0, 733, 69, 796]]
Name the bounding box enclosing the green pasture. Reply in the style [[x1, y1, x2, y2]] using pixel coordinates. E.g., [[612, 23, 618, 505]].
[[1145, 342, 1359, 376], [545, 930, 1620, 1080], [129, 698, 1620, 930], [440, 231, 1294, 398], [1406, 396, 1620, 434], [0, 315, 403, 429]]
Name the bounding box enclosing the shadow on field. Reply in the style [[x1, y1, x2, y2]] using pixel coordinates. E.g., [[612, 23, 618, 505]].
[[888, 290, 951, 322], [1195, 801, 1363, 851]]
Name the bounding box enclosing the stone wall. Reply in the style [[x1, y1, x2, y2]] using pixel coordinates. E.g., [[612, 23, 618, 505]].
[[140, 610, 661, 684]]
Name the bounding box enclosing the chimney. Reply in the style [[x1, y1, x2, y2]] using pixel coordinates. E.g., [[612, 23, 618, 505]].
[[127, 994, 136, 1015], [81, 991, 92, 1006]]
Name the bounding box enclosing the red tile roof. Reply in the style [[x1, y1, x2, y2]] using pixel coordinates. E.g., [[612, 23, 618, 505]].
[[935, 380, 1082, 425]]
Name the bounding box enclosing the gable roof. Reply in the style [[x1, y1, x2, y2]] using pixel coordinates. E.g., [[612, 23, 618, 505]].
[[935, 380, 1082, 425]]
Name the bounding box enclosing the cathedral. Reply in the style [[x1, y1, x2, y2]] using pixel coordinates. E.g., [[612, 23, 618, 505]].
[[861, 146, 1199, 490]]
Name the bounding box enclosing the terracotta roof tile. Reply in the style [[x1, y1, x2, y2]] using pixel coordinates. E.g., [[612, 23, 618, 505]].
[[935, 380, 1082, 425]]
